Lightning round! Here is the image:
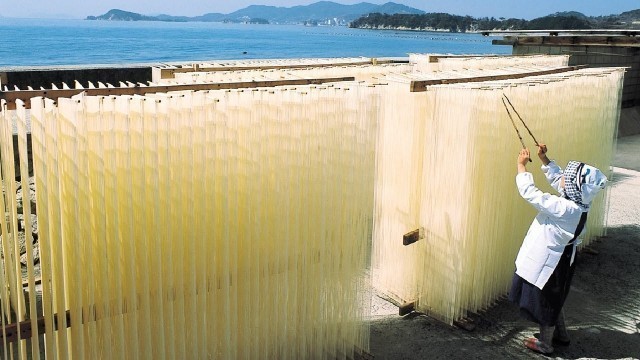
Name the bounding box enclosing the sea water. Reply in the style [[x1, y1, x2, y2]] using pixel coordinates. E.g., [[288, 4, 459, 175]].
[[0, 18, 510, 67]]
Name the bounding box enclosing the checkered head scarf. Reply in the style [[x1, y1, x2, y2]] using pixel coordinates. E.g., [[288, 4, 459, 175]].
[[563, 160, 608, 209]]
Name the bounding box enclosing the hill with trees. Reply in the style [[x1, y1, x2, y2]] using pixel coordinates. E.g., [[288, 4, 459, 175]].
[[86, 9, 168, 22], [349, 11, 640, 32]]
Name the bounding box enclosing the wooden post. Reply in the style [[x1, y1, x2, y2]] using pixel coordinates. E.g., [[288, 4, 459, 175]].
[[398, 302, 416, 316], [403, 228, 424, 246]]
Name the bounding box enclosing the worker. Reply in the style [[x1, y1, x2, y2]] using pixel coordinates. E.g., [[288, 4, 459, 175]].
[[509, 144, 608, 355]]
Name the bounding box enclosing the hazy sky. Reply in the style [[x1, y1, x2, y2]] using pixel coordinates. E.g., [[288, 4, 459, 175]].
[[3, 0, 639, 20]]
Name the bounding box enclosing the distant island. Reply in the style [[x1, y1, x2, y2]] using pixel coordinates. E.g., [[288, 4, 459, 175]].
[[350, 10, 640, 32], [86, 1, 424, 26], [86, 2, 640, 31]]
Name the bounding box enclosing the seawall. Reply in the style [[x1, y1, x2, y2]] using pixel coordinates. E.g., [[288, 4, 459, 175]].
[[1, 65, 152, 90]]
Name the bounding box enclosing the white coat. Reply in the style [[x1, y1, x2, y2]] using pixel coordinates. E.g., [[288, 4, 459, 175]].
[[514, 161, 586, 289]]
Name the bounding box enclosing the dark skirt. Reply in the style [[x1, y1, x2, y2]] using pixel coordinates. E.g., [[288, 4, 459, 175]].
[[509, 243, 577, 326]]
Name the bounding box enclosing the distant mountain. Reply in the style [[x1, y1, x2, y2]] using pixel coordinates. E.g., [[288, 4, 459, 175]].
[[86, 1, 424, 25], [191, 13, 226, 22], [549, 11, 589, 20], [155, 14, 191, 22], [619, 9, 640, 18], [526, 14, 592, 30], [616, 9, 640, 25], [86, 9, 162, 22], [222, 1, 422, 23]]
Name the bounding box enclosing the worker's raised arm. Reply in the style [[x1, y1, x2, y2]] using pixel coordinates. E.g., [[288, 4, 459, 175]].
[[536, 144, 565, 192], [537, 143, 550, 166], [517, 148, 530, 174], [516, 147, 570, 217]]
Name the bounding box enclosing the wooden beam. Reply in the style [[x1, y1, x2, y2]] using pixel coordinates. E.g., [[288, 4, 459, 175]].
[[1, 310, 70, 344], [398, 302, 416, 316], [425, 54, 520, 63], [1, 309, 376, 358], [410, 66, 584, 92], [453, 316, 477, 332], [403, 228, 423, 246], [157, 59, 408, 79], [0, 76, 356, 110], [22, 277, 42, 287]]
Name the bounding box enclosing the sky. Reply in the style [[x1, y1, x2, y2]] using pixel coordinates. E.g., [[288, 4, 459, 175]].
[[2, 0, 639, 20]]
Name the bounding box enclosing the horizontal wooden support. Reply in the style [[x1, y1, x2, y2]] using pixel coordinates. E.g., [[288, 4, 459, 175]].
[[1, 310, 70, 344], [425, 54, 516, 63], [410, 66, 584, 92], [403, 228, 423, 246], [0, 76, 356, 110], [453, 316, 477, 332], [398, 301, 415, 316], [1, 310, 374, 357], [22, 277, 42, 288], [452, 310, 480, 332], [158, 59, 407, 79]]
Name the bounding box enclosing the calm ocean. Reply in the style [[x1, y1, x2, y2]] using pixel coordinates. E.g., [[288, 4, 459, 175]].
[[0, 18, 510, 67]]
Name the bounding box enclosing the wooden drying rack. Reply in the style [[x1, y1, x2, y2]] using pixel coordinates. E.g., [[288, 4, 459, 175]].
[[1, 65, 589, 109], [0, 63, 593, 350]]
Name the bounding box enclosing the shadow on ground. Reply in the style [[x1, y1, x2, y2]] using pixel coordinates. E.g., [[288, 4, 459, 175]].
[[554, 327, 640, 359], [369, 225, 640, 359]]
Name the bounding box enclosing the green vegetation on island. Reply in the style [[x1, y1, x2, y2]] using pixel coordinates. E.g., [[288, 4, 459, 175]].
[[349, 10, 640, 32], [86, 9, 188, 22]]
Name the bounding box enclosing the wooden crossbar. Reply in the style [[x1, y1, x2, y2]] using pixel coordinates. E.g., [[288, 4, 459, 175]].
[[423, 54, 522, 63], [409, 65, 584, 92], [1, 311, 70, 344], [0, 76, 356, 110], [156, 59, 407, 79], [1, 311, 374, 360]]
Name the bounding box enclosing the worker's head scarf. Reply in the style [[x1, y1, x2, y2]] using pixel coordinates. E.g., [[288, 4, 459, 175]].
[[563, 161, 608, 208]]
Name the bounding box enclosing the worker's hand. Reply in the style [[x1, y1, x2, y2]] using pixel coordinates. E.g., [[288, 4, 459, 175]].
[[537, 143, 551, 165], [517, 148, 530, 172], [537, 143, 547, 156]]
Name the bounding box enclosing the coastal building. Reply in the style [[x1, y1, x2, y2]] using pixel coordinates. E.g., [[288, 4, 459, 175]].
[[488, 29, 640, 136]]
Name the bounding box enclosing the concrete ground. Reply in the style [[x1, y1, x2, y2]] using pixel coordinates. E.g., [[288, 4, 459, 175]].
[[368, 134, 640, 359]]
